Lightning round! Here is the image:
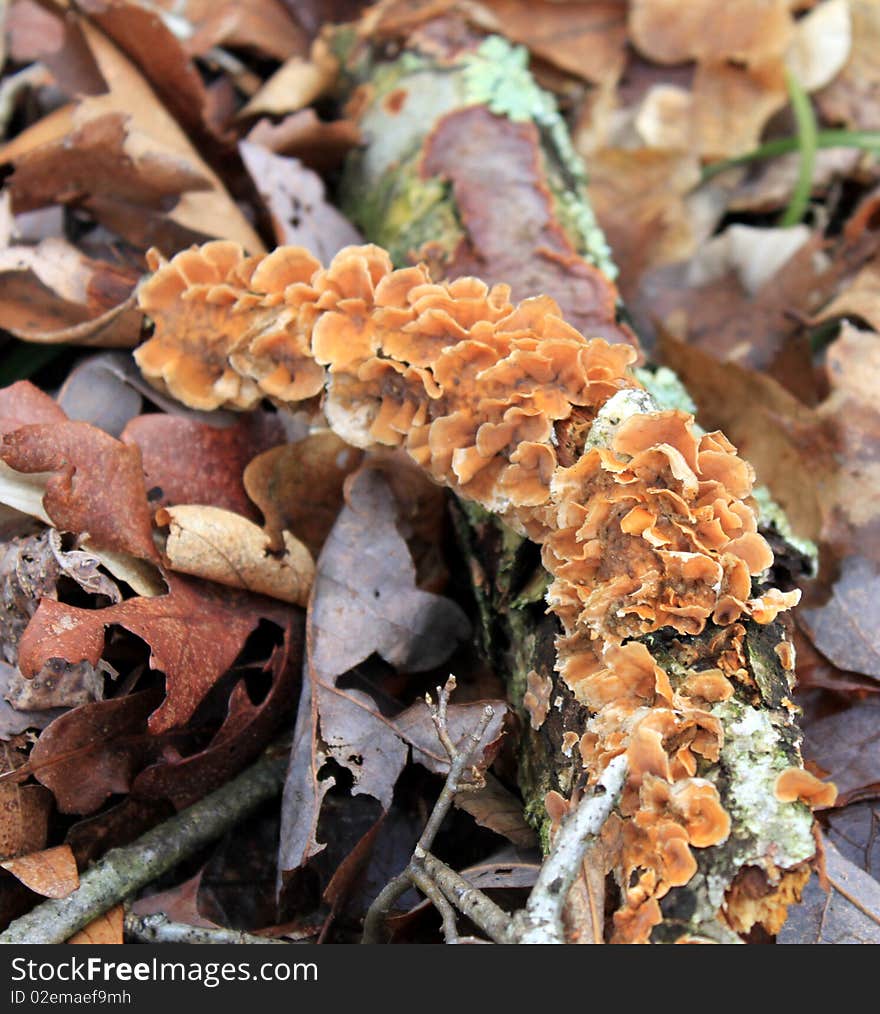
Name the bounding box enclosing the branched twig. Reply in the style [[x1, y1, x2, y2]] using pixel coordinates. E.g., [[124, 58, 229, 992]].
[[0, 751, 287, 944], [361, 677, 495, 943], [362, 678, 626, 944], [124, 911, 289, 945]]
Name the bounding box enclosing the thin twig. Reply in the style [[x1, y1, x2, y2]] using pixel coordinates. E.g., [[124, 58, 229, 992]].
[[420, 851, 516, 943], [124, 911, 289, 945], [0, 751, 287, 944], [513, 754, 628, 944], [361, 679, 495, 943]]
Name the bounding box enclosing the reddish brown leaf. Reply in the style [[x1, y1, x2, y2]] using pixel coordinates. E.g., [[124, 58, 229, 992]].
[[1, 418, 160, 565], [246, 110, 361, 173], [123, 412, 286, 522], [0, 234, 142, 347], [132, 624, 301, 809], [131, 868, 217, 928], [182, 0, 308, 61], [488, 1, 627, 86], [27, 690, 163, 814], [1, 844, 79, 898], [75, 0, 213, 139], [19, 575, 288, 733], [0, 381, 66, 434], [0, 782, 52, 859], [1, 111, 211, 215], [453, 773, 537, 847]]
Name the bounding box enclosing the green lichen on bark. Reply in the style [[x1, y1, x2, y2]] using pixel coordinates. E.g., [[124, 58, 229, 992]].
[[333, 30, 616, 277]]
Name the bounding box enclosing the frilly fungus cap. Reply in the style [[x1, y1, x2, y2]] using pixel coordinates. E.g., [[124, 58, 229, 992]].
[[135, 241, 830, 943]]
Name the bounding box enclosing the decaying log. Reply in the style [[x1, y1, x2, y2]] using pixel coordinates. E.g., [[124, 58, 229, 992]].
[[129, 11, 831, 943], [324, 13, 826, 942]]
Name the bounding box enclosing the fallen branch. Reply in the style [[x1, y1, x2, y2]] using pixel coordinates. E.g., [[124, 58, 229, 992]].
[[0, 750, 287, 944], [123, 912, 288, 945]]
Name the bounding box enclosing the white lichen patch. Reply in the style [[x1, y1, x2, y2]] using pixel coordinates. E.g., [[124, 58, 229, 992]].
[[714, 699, 816, 873], [583, 388, 658, 451]]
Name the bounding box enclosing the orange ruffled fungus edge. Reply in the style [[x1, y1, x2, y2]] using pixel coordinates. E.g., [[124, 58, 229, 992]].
[[136, 241, 834, 941]]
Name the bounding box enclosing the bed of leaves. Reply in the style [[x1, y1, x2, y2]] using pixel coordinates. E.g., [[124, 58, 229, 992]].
[[1, 0, 880, 944]]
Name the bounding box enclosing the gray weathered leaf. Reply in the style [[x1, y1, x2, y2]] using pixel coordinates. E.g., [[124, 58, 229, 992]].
[[778, 838, 880, 944]]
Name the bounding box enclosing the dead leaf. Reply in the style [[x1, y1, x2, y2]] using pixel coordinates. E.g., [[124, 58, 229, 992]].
[[588, 147, 701, 300], [75, 0, 214, 139], [279, 468, 495, 878], [157, 504, 314, 605], [4, 11, 264, 252], [242, 432, 363, 555], [132, 626, 300, 809], [825, 800, 880, 879], [628, 0, 793, 66], [786, 0, 852, 93], [18, 575, 290, 733], [817, 0, 880, 131], [802, 698, 880, 805], [419, 106, 634, 346], [0, 412, 163, 594], [1, 843, 79, 898], [0, 230, 142, 347], [122, 412, 286, 523], [57, 353, 144, 436], [658, 333, 828, 542], [453, 773, 537, 847], [67, 903, 124, 944], [486, 1, 627, 86], [0, 781, 52, 859], [800, 557, 880, 680], [778, 838, 880, 944], [131, 868, 217, 928], [691, 58, 789, 161], [239, 52, 337, 119], [1, 111, 212, 214], [181, 0, 309, 62], [814, 254, 880, 332], [27, 690, 163, 814], [239, 143, 363, 261], [246, 110, 362, 173]]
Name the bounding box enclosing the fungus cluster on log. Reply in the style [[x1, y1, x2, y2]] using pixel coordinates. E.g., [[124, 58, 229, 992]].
[[135, 241, 833, 942]]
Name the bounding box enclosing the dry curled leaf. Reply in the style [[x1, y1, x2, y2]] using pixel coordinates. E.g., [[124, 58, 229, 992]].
[[0, 232, 142, 347], [157, 504, 315, 605], [0, 400, 163, 595], [1, 843, 79, 898]]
